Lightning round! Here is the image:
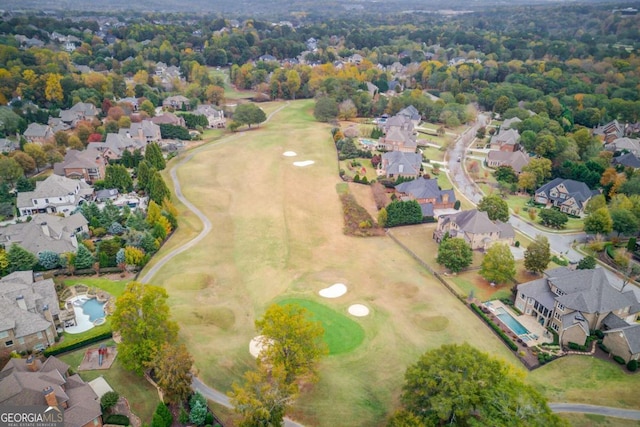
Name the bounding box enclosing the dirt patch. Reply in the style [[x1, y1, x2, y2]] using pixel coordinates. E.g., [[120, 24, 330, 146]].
[[411, 314, 449, 332], [192, 307, 236, 330], [470, 274, 511, 300]]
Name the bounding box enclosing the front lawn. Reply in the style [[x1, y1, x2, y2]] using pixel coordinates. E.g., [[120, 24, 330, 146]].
[[58, 340, 160, 423]]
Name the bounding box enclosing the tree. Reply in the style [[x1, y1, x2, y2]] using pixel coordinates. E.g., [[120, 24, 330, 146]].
[[124, 246, 146, 268], [104, 165, 133, 192], [7, 243, 37, 272], [521, 158, 552, 187], [15, 175, 35, 192], [152, 403, 172, 427], [23, 143, 48, 172], [140, 100, 155, 117], [11, 151, 36, 174], [229, 364, 297, 427], [233, 103, 267, 128], [137, 160, 152, 191], [150, 342, 193, 404], [480, 243, 515, 285], [111, 282, 178, 374], [148, 171, 171, 205], [74, 244, 94, 270], [0, 248, 8, 276], [44, 73, 64, 104], [584, 207, 613, 235], [0, 156, 24, 185], [517, 171, 537, 193], [189, 393, 208, 426], [100, 391, 120, 412], [314, 97, 338, 122], [494, 165, 517, 183], [256, 303, 328, 385], [524, 235, 551, 274], [385, 200, 424, 227], [584, 194, 606, 215], [145, 142, 166, 171], [285, 70, 301, 100], [577, 256, 597, 270], [610, 208, 639, 236], [38, 250, 60, 270], [538, 209, 568, 229], [477, 194, 509, 222], [398, 343, 565, 426], [436, 237, 473, 273]]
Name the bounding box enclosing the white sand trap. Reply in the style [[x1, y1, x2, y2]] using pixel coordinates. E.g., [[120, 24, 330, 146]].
[[249, 335, 272, 358], [348, 304, 370, 317], [319, 283, 347, 298], [283, 151, 297, 157], [293, 160, 315, 167]]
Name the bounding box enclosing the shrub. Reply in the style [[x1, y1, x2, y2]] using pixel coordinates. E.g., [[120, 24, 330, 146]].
[[100, 391, 119, 411], [179, 407, 189, 424], [515, 241, 520, 248], [104, 414, 130, 426], [551, 255, 569, 266], [594, 330, 604, 339], [613, 355, 626, 365], [627, 359, 638, 372], [597, 342, 609, 353], [453, 200, 461, 210], [567, 342, 587, 352], [154, 403, 173, 427]]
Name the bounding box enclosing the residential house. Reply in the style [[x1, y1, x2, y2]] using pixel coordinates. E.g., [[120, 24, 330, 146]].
[[365, 82, 379, 98], [48, 117, 71, 133], [489, 128, 520, 152], [501, 117, 522, 130], [95, 188, 119, 202], [626, 122, 640, 136], [23, 123, 54, 144], [606, 137, 640, 155], [0, 355, 103, 427], [534, 178, 597, 217], [119, 120, 161, 144], [162, 95, 190, 111], [0, 213, 88, 256], [486, 150, 530, 173], [118, 97, 140, 111], [0, 271, 62, 356], [151, 112, 186, 127], [194, 104, 226, 128], [602, 323, 640, 363], [594, 120, 625, 143], [433, 209, 514, 250], [53, 149, 106, 183], [396, 105, 421, 127], [258, 54, 277, 62], [0, 138, 19, 153], [380, 151, 422, 179], [378, 115, 418, 153], [88, 133, 145, 162], [348, 53, 363, 64], [515, 267, 639, 347], [56, 102, 100, 129], [395, 177, 456, 215], [612, 152, 640, 169], [16, 174, 94, 218]]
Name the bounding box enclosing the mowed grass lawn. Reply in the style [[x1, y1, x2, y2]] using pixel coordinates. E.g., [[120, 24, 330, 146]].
[[277, 297, 365, 355], [143, 99, 630, 426]]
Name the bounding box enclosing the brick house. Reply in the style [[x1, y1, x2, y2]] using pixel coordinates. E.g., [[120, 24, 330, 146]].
[[53, 149, 106, 183]]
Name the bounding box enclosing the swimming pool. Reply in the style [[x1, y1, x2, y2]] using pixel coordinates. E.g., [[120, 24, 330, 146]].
[[495, 307, 530, 336], [359, 138, 377, 147], [82, 298, 106, 322], [65, 296, 106, 334]]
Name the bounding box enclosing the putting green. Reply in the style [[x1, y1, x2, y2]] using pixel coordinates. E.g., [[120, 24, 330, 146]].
[[277, 298, 365, 355]]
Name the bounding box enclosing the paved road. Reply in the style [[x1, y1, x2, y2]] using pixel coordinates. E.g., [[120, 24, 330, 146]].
[[550, 403, 640, 420]]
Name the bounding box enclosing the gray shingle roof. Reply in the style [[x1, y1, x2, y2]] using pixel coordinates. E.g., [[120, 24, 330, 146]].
[[0, 213, 87, 255], [536, 178, 595, 208], [612, 152, 640, 168], [395, 177, 456, 205], [382, 151, 422, 176], [601, 312, 630, 330], [517, 278, 556, 310]]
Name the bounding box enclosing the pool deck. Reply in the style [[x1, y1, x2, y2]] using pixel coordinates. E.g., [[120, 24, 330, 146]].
[[64, 295, 106, 334], [484, 300, 552, 347]]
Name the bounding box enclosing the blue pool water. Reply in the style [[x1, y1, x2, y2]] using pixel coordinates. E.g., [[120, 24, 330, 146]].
[[81, 298, 106, 322], [360, 138, 377, 147], [495, 307, 530, 336]]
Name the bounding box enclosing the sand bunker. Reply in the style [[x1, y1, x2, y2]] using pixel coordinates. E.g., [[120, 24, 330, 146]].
[[283, 151, 297, 157], [293, 160, 315, 167], [319, 283, 347, 298], [348, 304, 370, 317], [249, 335, 272, 358]]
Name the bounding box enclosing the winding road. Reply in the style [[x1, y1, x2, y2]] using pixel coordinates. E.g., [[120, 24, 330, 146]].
[[138, 105, 638, 426]]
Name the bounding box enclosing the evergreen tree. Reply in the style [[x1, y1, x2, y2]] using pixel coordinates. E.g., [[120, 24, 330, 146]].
[[145, 143, 166, 171], [74, 244, 95, 270], [104, 164, 133, 192], [148, 171, 171, 204], [38, 250, 60, 270], [137, 160, 153, 192], [7, 243, 37, 272]]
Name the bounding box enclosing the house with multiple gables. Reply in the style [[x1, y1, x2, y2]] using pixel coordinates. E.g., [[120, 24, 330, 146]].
[[54, 102, 101, 129], [433, 209, 515, 251], [534, 178, 597, 217], [612, 152, 640, 169], [119, 120, 161, 144], [53, 149, 106, 183], [379, 151, 422, 179], [515, 267, 640, 352], [0, 213, 88, 256], [395, 177, 456, 217], [0, 355, 103, 427], [594, 119, 625, 144], [602, 318, 640, 363], [0, 271, 64, 356], [606, 136, 640, 155], [194, 104, 226, 128], [486, 150, 531, 173], [378, 115, 418, 153], [396, 105, 421, 127], [23, 123, 54, 144], [151, 112, 186, 127], [17, 174, 93, 218], [489, 128, 520, 152], [162, 95, 190, 110]]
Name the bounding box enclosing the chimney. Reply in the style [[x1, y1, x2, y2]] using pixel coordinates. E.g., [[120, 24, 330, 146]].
[[16, 295, 27, 310], [26, 355, 38, 372], [43, 387, 57, 407], [40, 222, 50, 237], [442, 193, 449, 204]]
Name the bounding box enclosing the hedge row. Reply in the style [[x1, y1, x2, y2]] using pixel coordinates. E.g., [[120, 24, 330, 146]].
[[613, 355, 626, 365], [104, 414, 130, 426], [567, 342, 588, 352], [470, 303, 518, 351], [44, 330, 113, 356]]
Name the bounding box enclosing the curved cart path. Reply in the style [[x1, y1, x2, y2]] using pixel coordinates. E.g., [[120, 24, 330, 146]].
[[550, 403, 640, 420]]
